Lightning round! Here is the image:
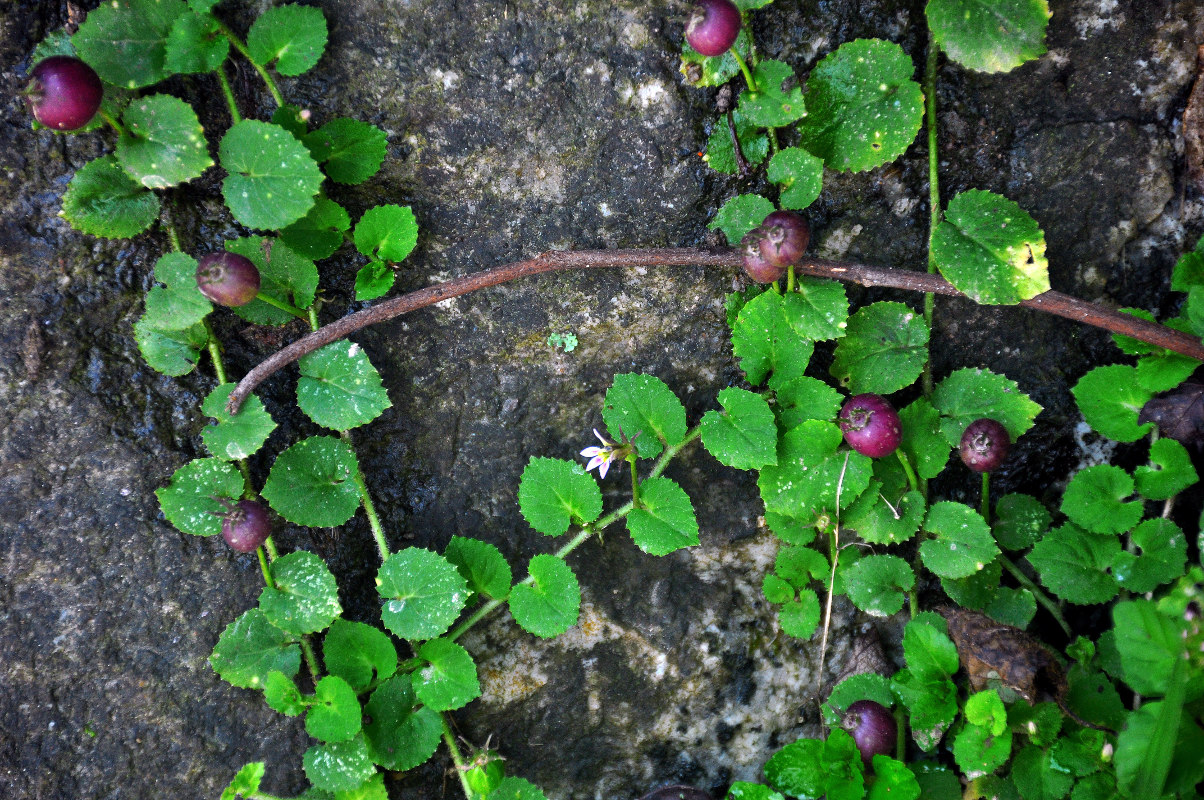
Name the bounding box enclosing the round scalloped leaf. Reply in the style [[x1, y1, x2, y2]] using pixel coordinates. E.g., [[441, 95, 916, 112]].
[[774, 545, 829, 591], [927, 0, 1050, 74], [297, 341, 392, 431], [219, 120, 323, 230], [704, 108, 769, 175], [209, 607, 300, 689], [280, 196, 351, 260], [306, 675, 361, 743], [220, 762, 265, 800], [731, 289, 815, 387], [1110, 518, 1187, 594], [797, 38, 924, 173], [72, 0, 187, 89], [1135, 438, 1198, 500], [679, 27, 752, 88], [444, 536, 512, 601], [773, 375, 843, 431], [941, 558, 1002, 611], [509, 554, 580, 638], [517, 457, 602, 536], [164, 10, 229, 74], [263, 670, 306, 716], [258, 550, 342, 636], [707, 193, 774, 246], [303, 118, 387, 185], [414, 637, 481, 711], [115, 94, 213, 189], [844, 554, 915, 617], [602, 373, 687, 458], [779, 588, 821, 639], [155, 457, 245, 536], [625, 477, 700, 556], [354, 261, 394, 302], [1027, 525, 1120, 605], [985, 587, 1036, 628], [991, 493, 1050, 551], [261, 436, 362, 528], [363, 674, 441, 770], [134, 317, 207, 376], [247, 3, 328, 76], [377, 548, 469, 641], [920, 501, 1000, 579], [201, 383, 277, 462], [492, 777, 550, 800], [353, 204, 419, 262], [224, 236, 319, 326], [830, 301, 929, 394], [143, 252, 210, 331], [953, 722, 1012, 777], [758, 419, 873, 520], [1072, 365, 1154, 443], [768, 146, 823, 210], [1060, 465, 1142, 535], [62, 155, 161, 238], [323, 618, 397, 692], [899, 397, 951, 481], [302, 735, 374, 793], [700, 386, 778, 470], [844, 488, 925, 545], [931, 367, 1042, 447], [785, 278, 848, 342], [822, 673, 895, 725], [738, 60, 806, 128], [932, 190, 1050, 304], [336, 772, 388, 800]]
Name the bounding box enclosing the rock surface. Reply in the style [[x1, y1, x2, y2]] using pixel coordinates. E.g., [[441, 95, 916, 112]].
[[0, 1, 1202, 799]]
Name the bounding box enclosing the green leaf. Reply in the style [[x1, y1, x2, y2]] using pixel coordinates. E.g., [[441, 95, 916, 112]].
[[899, 397, 951, 480], [363, 674, 441, 770], [1112, 599, 1189, 697], [942, 558, 1002, 611], [1071, 365, 1154, 442], [221, 763, 265, 800], [892, 668, 958, 750], [700, 387, 778, 470], [764, 738, 825, 798], [986, 587, 1036, 628], [322, 618, 397, 692], [115, 94, 212, 189], [785, 279, 849, 341], [830, 301, 929, 394], [444, 536, 512, 601], [304, 118, 387, 185], [909, 763, 961, 800], [134, 317, 207, 376], [143, 252, 210, 331], [334, 772, 388, 800], [509, 554, 580, 638], [247, 3, 328, 76], [965, 690, 1008, 735], [953, 722, 1012, 778], [414, 637, 481, 711], [867, 757, 921, 800], [844, 554, 915, 617], [1111, 518, 1187, 594], [306, 675, 362, 742], [1027, 524, 1121, 605], [353, 204, 419, 262], [201, 384, 276, 461], [219, 120, 323, 230], [768, 146, 824, 210], [164, 11, 229, 74], [773, 375, 843, 431], [679, 27, 753, 87], [902, 617, 960, 682], [1011, 745, 1074, 800], [258, 550, 342, 636], [738, 60, 806, 127], [262, 437, 362, 527], [302, 736, 374, 793], [517, 457, 603, 536], [625, 477, 700, 556], [72, 0, 186, 89], [991, 493, 1050, 550], [844, 487, 925, 544], [821, 673, 895, 726], [1060, 465, 1141, 535], [155, 457, 244, 536], [731, 289, 815, 387], [708, 193, 775, 245], [1135, 438, 1198, 500], [762, 573, 795, 604], [492, 777, 550, 800], [704, 109, 769, 174], [297, 341, 392, 431], [209, 607, 300, 689], [931, 367, 1042, 447], [377, 548, 469, 641], [927, 0, 1051, 74], [280, 197, 351, 260], [774, 545, 829, 590], [780, 589, 821, 638], [263, 670, 306, 716], [224, 236, 319, 326], [602, 373, 687, 458], [354, 261, 394, 301], [932, 190, 1050, 304], [1135, 350, 1200, 393], [62, 155, 161, 238], [758, 420, 873, 522], [919, 501, 999, 579], [726, 783, 785, 800], [797, 38, 925, 172]]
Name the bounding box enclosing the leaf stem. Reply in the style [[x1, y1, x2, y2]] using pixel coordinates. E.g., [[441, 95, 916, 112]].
[[254, 291, 310, 320], [998, 553, 1071, 637], [628, 454, 641, 508], [215, 64, 242, 125], [98, 108, 125, 137], [785, 263, 796, 294], [731, 48, 757, 93], [350, 449, 391, 563], [256, 546, 273, 587], [980, 471, 991, 524], [922, 28, 941, 398], [896, 449, 919, 493], [203, 319, 229, 385], [440, 713, 475, 799], [215, 18, 285, 107]]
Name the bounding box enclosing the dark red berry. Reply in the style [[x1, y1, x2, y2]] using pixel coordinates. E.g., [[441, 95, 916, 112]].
[[685, 0, 741, 57], [25, 56, 104, 132], [757, 210, 810, 269], [838, 394, 902, 458], [841, 699, 897, 767], [221, 500, 272, 553], [740, 228, 785, 283], [959, 418, 1011, 473], [196, 251, 261, 307]]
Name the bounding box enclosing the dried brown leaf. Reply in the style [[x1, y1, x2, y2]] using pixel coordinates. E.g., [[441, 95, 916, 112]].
[[1139, 380, 1204, 453], [1186, 46, 1204, 193]]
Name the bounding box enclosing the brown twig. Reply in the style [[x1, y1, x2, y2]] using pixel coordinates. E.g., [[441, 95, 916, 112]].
[[226, 247, 1204, 414]]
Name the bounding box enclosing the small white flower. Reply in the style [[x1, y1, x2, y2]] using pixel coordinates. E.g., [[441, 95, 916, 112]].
[[579, 428, 638, 479]]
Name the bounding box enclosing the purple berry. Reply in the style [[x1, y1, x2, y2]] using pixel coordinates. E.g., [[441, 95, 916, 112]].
[[841, 700, 897, 767], [959, 418, 1011, 473], [838, 394, 902, 458], [685, 0, 741, 57], [196, 251, 261, 307], [25, 56, 104, 132], [221, 500, 272, 553], [740, 228, 785, 283], [757, 210, 810, 269]]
